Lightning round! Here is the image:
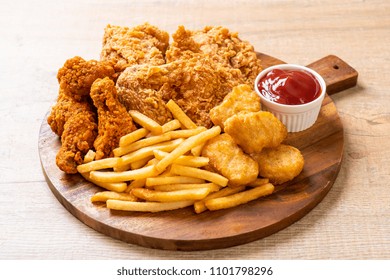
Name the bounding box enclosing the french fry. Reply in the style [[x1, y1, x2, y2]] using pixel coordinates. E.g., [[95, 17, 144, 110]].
[[129, 110, 163, 135], [191, 142, 205, 156], [131, 187, 211, 202], [165, 126, 207, 139], [77, 157, 121, 173], [90, 165, 159, 183], [81, 172, 127, 192], [205, 183, 274, 211], [166, 99, 197, 129], [130, 156, 154, 170], [194, 186, 245, 214], [91, 191, 138, 203], [162, 119, 182, 133], [145, 176, 205, 187], [120, 138, 183, 166], [119, 128, 148, 147], [155, 126, 221, 172], [125, 178, 146, 192], [106, 200, 194, 212], [83, 150, 96, 163], [170, 164, 228, 187], [113, 133, 172, 157], [153, 183, 220, 192], [247, 178, 270, 187], [153, 150, 209, 168]]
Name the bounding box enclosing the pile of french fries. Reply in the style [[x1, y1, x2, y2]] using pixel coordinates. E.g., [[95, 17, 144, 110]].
[[77, 99, 274, 213]]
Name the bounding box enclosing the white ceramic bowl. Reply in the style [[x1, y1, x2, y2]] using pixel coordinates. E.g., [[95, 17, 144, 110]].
[[254, 64, 326, 133]]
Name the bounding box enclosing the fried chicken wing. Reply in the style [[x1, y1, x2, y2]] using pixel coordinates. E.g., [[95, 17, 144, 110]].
[[251, 144, 304, 185], [100, 23, 169, 73], [209, 84, 261, 129], [224, 111, 287, 154], [90, 77, 136, 159], [57, 56, 115, 100], [48, 56, 115, 173], [202, 133, 259, 187]]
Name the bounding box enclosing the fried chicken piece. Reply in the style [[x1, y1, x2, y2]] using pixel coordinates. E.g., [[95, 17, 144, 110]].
[[47, 91, 94, 137], [251, 144, 304, 185], [224, 111, 287, 154], [48, 56, 115, 173], [202, 133, 259, 187], [57, 56, 115, 101], [209, 84, 261, 130], [55, 103, 97, 174], [116, 55, 230, 127], [166, 25, 262, 84], [100, 23, 169, 73], [90, 77, 136, 160]]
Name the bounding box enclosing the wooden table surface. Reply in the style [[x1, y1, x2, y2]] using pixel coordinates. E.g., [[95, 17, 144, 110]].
[[1, 0, 389, 259]]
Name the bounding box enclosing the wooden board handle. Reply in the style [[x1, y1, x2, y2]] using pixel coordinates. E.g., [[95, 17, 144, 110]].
[[306, 55, 358, 95]]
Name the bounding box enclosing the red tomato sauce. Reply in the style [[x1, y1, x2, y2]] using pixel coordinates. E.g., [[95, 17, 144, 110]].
[[257, 68, 321, 105]]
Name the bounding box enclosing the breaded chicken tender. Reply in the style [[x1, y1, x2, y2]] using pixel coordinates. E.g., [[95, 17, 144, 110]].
[[57, 56, 115, 100], [100, 23, 169, 72], [224, 111, 287, 154], [202, 133, 259, 187], [251, 144, 304, 185], [209, 84, 261, 129], [90, 77, 137, 160]]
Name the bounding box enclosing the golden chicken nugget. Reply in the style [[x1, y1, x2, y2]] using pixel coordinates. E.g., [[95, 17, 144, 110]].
[[224, 111, 287, 154], [202, 133, 259, 187], [251, 144, 304, 185], [209, 84, 261, 129]]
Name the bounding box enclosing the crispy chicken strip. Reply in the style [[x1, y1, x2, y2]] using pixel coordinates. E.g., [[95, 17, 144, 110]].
[[90, 77, 137, 160]]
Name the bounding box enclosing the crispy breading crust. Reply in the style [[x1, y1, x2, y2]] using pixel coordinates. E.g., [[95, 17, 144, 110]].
[[48, 56, 116, 173], [101, 23, 169, 72], [251, 144, 304, 185], [57, 56, 115, 100], [90, 77, 136, 160]]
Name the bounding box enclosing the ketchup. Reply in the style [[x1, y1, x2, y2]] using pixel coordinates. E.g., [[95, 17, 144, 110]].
[[257, 68, 321, 105]]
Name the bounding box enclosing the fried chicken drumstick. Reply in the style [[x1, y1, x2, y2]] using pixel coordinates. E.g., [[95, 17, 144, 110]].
[[90, 77, 136, 160]]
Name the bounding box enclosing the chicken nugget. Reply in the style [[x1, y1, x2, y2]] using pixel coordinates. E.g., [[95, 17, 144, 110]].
[[251, 144, 304, 185], [202, 133, 258, 187], [224, 111, 287, 154], [209, 84, 261, 129]]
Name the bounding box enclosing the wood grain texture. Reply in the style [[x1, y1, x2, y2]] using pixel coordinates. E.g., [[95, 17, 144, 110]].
[[39, 53, 347, 251], [1, 0, 390, 259]]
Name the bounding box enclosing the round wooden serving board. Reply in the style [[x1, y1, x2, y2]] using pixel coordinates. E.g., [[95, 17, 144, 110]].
[[39, 53, 358, 251]]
